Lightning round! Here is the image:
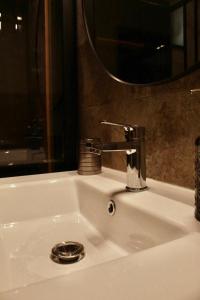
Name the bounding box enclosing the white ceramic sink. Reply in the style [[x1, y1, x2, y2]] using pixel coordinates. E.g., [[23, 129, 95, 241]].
[[0, 168, 200, 300]]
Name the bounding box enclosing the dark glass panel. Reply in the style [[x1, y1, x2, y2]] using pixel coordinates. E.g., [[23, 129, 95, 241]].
[[0, 0, 77, 177]]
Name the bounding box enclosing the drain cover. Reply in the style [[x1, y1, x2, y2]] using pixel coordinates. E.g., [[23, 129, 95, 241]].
[[51, 241, 85, 264]]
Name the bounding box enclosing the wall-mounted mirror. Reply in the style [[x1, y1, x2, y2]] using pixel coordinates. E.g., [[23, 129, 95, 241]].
[[83, 0, 200, 85]]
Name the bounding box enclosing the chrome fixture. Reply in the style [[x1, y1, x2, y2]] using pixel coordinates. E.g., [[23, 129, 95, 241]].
[[51, 241, 85, 264], [79, 121, 147, 192], [78, 138, 102, 175], [190, 89, 200, 94], [99, 121, 147, 192]]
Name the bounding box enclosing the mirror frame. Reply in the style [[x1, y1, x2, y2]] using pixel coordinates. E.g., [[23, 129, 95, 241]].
[[82, 0, 200, 86]]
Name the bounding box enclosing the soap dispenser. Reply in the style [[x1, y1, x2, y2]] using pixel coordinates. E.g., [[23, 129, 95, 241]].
[[190, 89, 200, 221], [195, 137, 200, 221]]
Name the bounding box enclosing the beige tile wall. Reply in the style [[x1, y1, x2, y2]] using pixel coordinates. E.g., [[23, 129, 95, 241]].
[[77, 0, 200, 189]]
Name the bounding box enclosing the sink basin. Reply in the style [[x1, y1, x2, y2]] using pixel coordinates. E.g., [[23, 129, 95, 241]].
[[0, 213, 127, 293], [77, 179, 187, 253], [0, 169, 189, 294], [0, 175, 125, 293]]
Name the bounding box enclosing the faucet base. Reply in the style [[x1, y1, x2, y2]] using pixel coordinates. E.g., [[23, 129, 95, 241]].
[[126, 186, 148, 193]]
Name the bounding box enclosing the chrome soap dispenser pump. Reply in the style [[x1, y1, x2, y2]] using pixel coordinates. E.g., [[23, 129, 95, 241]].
[[195, 137, 200, 221]]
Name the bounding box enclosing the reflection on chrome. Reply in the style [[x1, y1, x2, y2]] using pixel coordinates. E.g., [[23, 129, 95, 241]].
[[52, 215, 62, 223], [49, 179, 58, 184], [9, 184, 17, 189], [2, 222, 17, 229]]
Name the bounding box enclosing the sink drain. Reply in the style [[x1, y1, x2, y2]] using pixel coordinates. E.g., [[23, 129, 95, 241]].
[[51, 241, 85, 264]]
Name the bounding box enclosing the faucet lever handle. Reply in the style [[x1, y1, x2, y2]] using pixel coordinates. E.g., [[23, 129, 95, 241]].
[[100, 120, 134, 132], [100, 121, 145, 141], [190, 89, 200, 94]]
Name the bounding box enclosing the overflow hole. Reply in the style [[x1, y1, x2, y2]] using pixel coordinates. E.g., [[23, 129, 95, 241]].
[[107, 200, 116, 216]]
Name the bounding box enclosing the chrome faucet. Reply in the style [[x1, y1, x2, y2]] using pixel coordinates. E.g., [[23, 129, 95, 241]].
[[95, 121, 147, 192], [190, 89, 200, 94]]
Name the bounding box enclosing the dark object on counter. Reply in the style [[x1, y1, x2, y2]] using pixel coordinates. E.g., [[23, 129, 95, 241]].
[[195, 137, 200, 221], [78, 138, 102, 175]]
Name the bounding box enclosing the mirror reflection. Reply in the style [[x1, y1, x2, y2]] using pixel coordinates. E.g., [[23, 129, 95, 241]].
[[84, 0, 200, 85]]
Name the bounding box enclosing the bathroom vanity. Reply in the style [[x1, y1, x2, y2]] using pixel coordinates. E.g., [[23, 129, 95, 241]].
[[0, 168, 200, 299]]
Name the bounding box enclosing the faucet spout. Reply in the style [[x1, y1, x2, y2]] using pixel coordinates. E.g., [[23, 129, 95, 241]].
[[98, 121, 147, 192], [81, 121, 147, 192], [100, 141, 138, 152], [101, 140, 147, 192]]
